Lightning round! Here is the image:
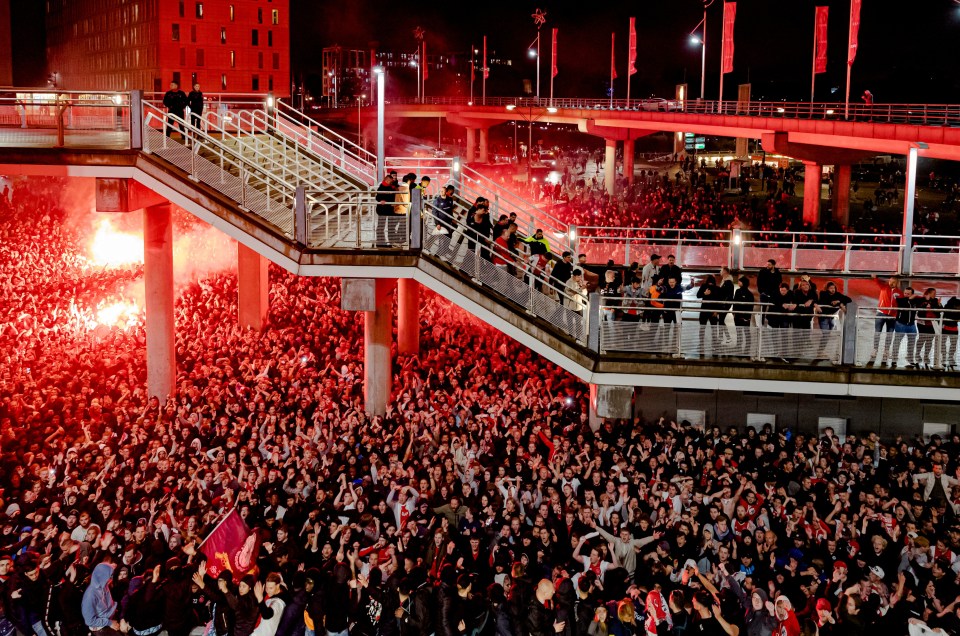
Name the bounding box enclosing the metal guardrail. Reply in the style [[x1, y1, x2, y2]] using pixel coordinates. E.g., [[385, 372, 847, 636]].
[[380, 96, 960, 125], [854, 306, 959, 369], [0, 89, 134, 148]]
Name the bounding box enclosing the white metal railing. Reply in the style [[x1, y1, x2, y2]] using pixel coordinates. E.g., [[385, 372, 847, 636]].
[[599, 298, 844, 364], [300, 191, 411, 250], [854, 305, 959, 369], [0, 89, 133, 148], [275, 102, 377, 186], [420, 199, 587, 343]]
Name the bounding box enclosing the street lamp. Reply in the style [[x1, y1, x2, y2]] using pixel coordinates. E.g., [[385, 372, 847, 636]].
[[530, 8, 546, 100], [689, 0, 713, 100], [328, 71, 338, 108], [357, 94, 366, 147], [374, 67, 384, 182], [409, 59, 420, 102]]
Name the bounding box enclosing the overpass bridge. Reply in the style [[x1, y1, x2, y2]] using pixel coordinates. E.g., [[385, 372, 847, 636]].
[[1, 88, 959, 423]]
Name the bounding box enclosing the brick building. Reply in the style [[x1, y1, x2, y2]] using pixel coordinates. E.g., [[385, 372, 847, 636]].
[[46, 0, 289, 94]]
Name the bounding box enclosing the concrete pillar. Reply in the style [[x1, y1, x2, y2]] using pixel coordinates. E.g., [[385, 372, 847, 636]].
[[144, 203, 176, 401], [364, 280, 394, 416], [478, 128, 489, 164], [588, 384, 634, 431], [832, 164, 852, 227], [465, 127, 476, 163], [397, 278, 420, 355], [802, 161, 822, 227], [604, 138, 617, 196], [237, 242, 269, 330], [623, 139, 635, 185]]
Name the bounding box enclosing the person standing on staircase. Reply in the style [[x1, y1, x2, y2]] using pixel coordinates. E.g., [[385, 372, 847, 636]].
[[376, 173, 398, 247], [188, 84, 204, 132], [163, 81, 188, 138]]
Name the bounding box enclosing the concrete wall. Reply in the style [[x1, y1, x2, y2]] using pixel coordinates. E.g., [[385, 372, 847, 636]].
[[632, 386, 960, 439]]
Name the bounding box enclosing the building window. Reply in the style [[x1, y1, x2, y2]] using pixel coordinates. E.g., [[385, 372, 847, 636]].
[[229, 5, 235, 21], [196, 49, 204, 66], [195, 2, 203, 18], [220, 27, 226, 44], [272, 9, 279, 25], [178, 0, 184, 17], [258, 52, 263, 69], [173, 71, 181, 86], [267, 31, 273, 47], [257, 8, 263, 23], [172, 23, 180, 41], [190, 24, 196, 42], [252, 75, 259, 91], [230, 51, 236, 67], [251, 29, 258, 46], [269, 76, 274, 91], [273, 52, 280, 70], [221, 74, 227, 90]]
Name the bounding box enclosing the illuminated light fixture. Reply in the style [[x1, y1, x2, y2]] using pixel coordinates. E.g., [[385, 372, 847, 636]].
[[453, 160, 461, 171], [373, 66, 384, 75], [826, 109, 835, 115], [467, 101, 473, 106], [528, 49, 537, 58], [111, 95, 123, 105], [409, 60, 418, 67], [506, 104, 517, 111], [266, 95, 275, 108], [690, 36, 702, 45], [547, 107, 558, 113], [777, 108, 785, 113]]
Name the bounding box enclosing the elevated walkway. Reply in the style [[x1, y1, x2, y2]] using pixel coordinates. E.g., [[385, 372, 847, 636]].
[[0, 89, 958, 403]]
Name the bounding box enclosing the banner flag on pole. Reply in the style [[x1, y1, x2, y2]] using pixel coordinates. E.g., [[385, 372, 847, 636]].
[[628, 18, 637, 76], [721, 2, 736, 74], [199, 509, 260, 583], [814, 6, 829, 74], [422, 40, 428, 80], [611, 32, 617, 80], [847, 0, 862, 66], [483, 36, 489, 79], [552, 28, 558, 78]]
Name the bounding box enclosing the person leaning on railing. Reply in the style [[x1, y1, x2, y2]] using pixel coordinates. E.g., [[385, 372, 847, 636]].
[[915, 288, 943, 368], [892, 287, 920, 367], [817, 282, 852, 331]]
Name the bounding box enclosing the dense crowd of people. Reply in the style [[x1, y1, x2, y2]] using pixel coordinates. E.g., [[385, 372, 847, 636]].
[[2, 175, 960, 636]]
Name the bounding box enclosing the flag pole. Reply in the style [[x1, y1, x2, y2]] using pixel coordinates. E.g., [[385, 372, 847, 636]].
[[626, 19, 631, 109], [811, 8, 817, 105], [845, 1, 853, 120], [550, 29, 555, 107], [470, 42, 475, 105], [610, 32, 615, 109], [482, 35, 487, 106]]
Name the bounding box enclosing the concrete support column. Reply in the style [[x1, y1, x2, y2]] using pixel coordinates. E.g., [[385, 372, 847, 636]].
[[465, 127, 476, 163], [397, 278, 420, 355], [604, 138, 617, 196], [623, 139, 635, 185], [802, 161, 822, 227], [478, 128, 489, 164], [588, 384, 634, 431], [364, 281, 394, 416], [237, 242, 269, 330], [832, 164, 852, 227], [144, 203, 176, 401]]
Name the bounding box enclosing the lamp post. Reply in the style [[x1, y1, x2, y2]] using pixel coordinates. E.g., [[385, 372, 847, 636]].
[[507, 103, 556, 185], [357, 94, 365, 147], [470, 46, 477, 105], [688, 2, 712, 100], [530, 9, 546, 101], [375, 68, 384, 182], [328, 71, 338, 108], [410, 60, 420, 102]]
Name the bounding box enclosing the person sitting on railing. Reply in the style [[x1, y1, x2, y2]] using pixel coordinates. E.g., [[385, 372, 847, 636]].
[[817, 282, 852, 332], [892, 287, 920, 367], [915, 288, 943, 368]]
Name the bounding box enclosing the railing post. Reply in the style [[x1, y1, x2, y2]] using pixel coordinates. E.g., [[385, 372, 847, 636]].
[[239, 165, 247, 210], [588, 293, 601, 352], [130, 90, 143, 150], [675, 305, 684, 358], [472, 243, 481, 284], [410, 188, 423, 250], [189, 145, 198, 181], [624, 238, 631, 266], [754, 313, 764, 361], [842, 234, 852, 273], [790, 237, 798, 272], [294, 186, 307, 246]]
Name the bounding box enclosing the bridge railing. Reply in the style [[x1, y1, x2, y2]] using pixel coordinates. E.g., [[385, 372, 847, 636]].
[[598, 298, 844, 364], [0, 89, 134, 148], [854, 306, 958, 369], [383, 96, 960, 125]]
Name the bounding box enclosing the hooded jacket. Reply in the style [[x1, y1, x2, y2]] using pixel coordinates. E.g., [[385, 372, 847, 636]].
[[82, 563, 117, 630]]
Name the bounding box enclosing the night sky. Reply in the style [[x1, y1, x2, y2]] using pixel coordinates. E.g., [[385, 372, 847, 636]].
[[292, 0, 960, 103], [10, 0, 960, 104]]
